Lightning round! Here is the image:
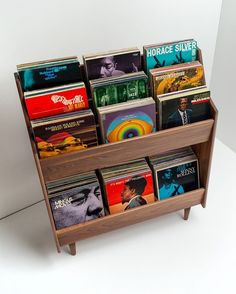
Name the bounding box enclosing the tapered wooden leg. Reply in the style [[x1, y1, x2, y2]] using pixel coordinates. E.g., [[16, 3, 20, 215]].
[[183, 207, 191, 220], [69, 243, 76, 255]]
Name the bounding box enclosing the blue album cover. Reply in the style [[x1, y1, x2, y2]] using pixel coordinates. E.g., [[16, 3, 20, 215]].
[[156, 160, 199, 200], [145, 40, 197, 74], [18, 60, 82, 91]]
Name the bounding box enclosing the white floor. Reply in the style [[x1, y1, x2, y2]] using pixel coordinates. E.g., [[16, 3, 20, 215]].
[[1, 138, 236, 294]]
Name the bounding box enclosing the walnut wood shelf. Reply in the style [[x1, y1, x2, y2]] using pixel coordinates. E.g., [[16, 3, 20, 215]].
[[14, 57, 218, 255], [41, 119, 214, 183], [57, 188, 205, 246]]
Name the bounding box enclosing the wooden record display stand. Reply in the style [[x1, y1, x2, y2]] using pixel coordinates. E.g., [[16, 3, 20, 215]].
[[14, 50, 218, 256]]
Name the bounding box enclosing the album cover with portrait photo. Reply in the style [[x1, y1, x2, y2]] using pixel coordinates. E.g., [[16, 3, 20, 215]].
[[103, 170, 155, 215], [83, 48, 141, 80], [97, 98, 156, 143], [49, 179, 105, 230], [158, 87, 211, 129], [155, 159, 200, 201]]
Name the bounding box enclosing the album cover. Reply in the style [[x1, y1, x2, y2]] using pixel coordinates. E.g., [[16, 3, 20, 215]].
[[144, 39, 197, 74], [24, 82, 89, 120], [17, 57, 82, 92], [31, 110, 98, 159], [155, 160, 199, 200], [98, 99, 156, 143], [151, 61, 205, 97], [49, 181, 105, 230], [92, 75, 148, 108], [159, 88, 211, 129], [104, 170, 155, 215], [84, 50, 141, 80]]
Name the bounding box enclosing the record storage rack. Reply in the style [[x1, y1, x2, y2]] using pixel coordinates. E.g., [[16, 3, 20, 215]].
[[14, 49, 218, 255]]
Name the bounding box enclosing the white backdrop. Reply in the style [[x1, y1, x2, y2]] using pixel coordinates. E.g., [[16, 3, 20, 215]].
[[0, 0, 222, 218], [210, 0, 236, 153]]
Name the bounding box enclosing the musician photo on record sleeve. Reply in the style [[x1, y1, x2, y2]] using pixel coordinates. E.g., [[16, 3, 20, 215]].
[[166, 97, 192, 128], [50, 184, 105, 229], [158, 168, 185, 200], [157, 161, 199, 200], [85, 52, 141, 80], [121, 175, 148, 210]]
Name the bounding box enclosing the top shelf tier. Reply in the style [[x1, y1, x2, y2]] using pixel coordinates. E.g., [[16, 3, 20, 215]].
[[15, 48, 216, 183]]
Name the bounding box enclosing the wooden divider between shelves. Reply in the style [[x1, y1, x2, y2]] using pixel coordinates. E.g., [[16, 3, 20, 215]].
[[40, 118, 214, 183]]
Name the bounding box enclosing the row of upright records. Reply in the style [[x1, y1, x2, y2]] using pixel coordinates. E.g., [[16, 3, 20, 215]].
[[16, 38, 210, 230]]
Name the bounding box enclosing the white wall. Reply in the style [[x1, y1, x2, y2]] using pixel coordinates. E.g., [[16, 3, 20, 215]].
[[0, 0, 222, 218], [210, 0, 236, 153]]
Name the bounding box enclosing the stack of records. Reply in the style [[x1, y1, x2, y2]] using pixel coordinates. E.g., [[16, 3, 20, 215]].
[[149, 147, 200, 200], [143, 39, 198, 74], [156, 86, 211, 129], [90, 71, 148, 108], [100, 159, 155, 215], [17, 57, 88, 120], [17, 56, 82, 91], [97, 97, 156, 143], [150, 60, 205, 99], [47, 171, 105, 230], [83, 47, 141, 80], [31, 109, 98, 159], [24, 82, 89, 119]]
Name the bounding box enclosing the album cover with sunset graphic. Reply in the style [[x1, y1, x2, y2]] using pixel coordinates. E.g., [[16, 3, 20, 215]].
[[31, 109, 98, 159]]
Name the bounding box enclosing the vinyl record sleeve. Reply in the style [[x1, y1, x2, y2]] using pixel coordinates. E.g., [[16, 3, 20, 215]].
[[155, 159, 200, 201], [49, 181, 105, 230], [104, 170, 155, 215]]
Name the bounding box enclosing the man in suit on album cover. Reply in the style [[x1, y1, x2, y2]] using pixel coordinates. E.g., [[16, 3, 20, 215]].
[[121, 175, 147, 211], [166, 97, 192, 128]]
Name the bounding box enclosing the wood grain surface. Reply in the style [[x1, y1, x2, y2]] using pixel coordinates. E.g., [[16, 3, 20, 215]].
[[57, 188, 205, 246]]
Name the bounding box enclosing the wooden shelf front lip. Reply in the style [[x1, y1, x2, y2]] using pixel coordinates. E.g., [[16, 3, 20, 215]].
[[41, 119, 214, 183], [57, 188, 205, 246]]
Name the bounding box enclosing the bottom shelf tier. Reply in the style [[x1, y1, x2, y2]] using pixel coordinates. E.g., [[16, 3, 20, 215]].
[[56, 188, 205, 247]]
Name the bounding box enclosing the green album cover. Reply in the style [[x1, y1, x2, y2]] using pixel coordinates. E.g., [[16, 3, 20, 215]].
[[93, 78, 148, 107]]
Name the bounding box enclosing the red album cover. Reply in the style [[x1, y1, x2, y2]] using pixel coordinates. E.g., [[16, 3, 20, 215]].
[[24, 83, 89, 120], [105, 171, 155, 215]]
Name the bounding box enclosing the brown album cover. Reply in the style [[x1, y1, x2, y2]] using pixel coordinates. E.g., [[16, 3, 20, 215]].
[[31, 110, 98, 159]]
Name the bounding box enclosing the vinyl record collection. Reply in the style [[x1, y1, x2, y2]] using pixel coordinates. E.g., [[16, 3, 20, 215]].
[[16, 38, 212, 230]]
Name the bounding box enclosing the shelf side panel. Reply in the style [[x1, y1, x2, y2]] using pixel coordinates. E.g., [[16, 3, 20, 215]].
[[14, 73, 61, 253], [192, 99, 218, 207]]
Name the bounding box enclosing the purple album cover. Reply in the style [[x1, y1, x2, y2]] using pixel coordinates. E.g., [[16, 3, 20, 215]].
[[84, 51, 141, 80], [100, 101, 156, 143]]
